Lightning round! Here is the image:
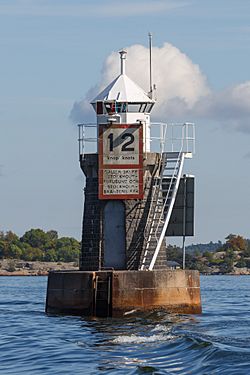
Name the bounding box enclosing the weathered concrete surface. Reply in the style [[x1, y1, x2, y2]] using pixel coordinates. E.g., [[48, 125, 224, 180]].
[[46, 269, 201, 316], [112, 269, 201, 316], [46, 271, 94, 315]]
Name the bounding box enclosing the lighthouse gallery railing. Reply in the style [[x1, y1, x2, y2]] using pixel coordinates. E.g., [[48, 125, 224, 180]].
[[78, 122, 195, 157]]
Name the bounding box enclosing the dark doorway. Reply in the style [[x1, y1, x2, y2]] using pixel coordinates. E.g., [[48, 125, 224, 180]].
[[103, 201, 126, 269]]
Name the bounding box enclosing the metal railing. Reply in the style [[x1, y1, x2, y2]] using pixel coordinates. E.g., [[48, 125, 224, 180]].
[[78, 123, 97, 159], [150, 122, 195, 154], [149, 151, 185, 270], [78, 122, 195, 158]]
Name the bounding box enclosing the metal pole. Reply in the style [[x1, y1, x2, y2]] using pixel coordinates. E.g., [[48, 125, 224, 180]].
[[182, 175, 187, 269], [182, 236, 186, 270], [78, 124, 81, 161], [119, 50, 127, 75], [148, 32, 153, 98], [160, 123, 163, 153]]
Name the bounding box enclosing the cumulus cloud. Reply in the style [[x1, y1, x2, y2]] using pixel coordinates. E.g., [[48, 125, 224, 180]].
[[70, 42, 250, 133], [70, 42, 210, 123], [195, 82, 250, 132]]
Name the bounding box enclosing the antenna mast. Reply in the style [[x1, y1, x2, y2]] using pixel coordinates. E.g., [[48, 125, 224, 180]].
[[148, 32, 153, 99]]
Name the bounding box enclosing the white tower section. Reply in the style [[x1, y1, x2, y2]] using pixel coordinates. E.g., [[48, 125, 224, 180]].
[[91, 50, 155, 152]]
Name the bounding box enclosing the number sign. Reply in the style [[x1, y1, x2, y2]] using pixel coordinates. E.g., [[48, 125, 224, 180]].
[[99, 124, 143, 200]]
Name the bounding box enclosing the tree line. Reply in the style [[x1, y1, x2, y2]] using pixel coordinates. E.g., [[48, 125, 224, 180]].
[[168, 234, 250, 273], [1, 229, 250, 273], [186, 241, 222, 254], [0, 229, 80, 263]]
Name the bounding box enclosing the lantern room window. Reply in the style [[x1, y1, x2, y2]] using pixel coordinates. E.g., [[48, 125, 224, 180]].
[[104, 102, 116, 114], [126, 103, 154, 113], [145, 103, 154, 113], [115, 102, 127, 113], [127, 103, 141, 113], [102, 101, 154, 114], [96, 101, 103, 114]]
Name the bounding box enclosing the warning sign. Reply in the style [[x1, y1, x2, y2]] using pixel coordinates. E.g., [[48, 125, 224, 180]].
[[103, 169, 140, 195], [99, 124, 143, 200]]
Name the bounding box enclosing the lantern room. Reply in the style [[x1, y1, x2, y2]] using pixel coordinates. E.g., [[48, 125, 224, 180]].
[[91, 50, 155, 152]]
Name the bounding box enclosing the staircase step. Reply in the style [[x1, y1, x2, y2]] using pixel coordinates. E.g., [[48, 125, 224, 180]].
[[166, 152, 180, 158], [161, 188, 173, 192]]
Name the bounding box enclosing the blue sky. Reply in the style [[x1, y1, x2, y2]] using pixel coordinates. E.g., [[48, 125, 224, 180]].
[[1, 0, 250, 244]]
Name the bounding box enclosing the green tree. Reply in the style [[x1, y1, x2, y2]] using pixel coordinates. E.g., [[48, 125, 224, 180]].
[[56, 237, 80, 250], [220, 256, 234, 273], [20, 228, 47, 249], [225, 248, 237, 260], [43, 230, 58, 252], [22, 247, 44, 261], [0, 240, 8, 259], [244, 241, 250, 257], [54, 236, 80, 262], [166, 245, 182, 264], [56, 246, 80, 262], [44, 249, 57, 262], [8, 244, 22, 259], [235, 257, 246, 268], [225, 234, 247, 252], [4, 231, 19, 244], [194, 249, 201, 257], [203, 251, 214, 262], [0, 231, 20, 258], [0, 228, 81, 262], [46, 230, 58, 241]]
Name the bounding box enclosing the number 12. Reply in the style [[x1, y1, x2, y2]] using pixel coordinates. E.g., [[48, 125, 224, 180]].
[[107, 133, 135, 152]]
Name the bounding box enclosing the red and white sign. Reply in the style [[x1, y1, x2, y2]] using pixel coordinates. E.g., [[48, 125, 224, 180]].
[[99, 124, 143, 199]]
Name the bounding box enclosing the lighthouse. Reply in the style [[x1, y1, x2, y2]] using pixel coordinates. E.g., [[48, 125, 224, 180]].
[[46, 46, 201, 317]]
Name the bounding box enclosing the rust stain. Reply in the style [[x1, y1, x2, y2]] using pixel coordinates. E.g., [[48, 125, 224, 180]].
[[46, 269, 202, 317]]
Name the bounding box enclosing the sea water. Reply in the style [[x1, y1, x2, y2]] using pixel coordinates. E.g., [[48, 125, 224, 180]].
[[0, 275, 250, 374]]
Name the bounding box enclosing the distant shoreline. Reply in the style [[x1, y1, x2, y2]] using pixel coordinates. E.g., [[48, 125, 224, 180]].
[[0, 260, 78, 276], [0, 259, 250, 276]]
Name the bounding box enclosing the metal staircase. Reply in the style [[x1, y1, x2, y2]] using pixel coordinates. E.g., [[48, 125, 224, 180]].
[[140, 151, 185, 270]]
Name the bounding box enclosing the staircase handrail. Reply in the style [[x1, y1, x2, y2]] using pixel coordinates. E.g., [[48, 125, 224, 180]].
[[140, 153, 166, 270], [148, 151, 185, 270], [154, 150, 182, 237]]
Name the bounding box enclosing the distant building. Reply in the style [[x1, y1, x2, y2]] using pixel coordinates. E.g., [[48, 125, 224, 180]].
[[167, 261, 181, 270]]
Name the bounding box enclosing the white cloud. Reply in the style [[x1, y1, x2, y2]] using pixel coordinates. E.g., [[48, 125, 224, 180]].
[[195, 82, 250, 132], [70, 42, 250, 133], [70, 42, 210, 122]]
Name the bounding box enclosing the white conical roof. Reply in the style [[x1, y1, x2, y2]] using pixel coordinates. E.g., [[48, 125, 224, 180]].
[[91, 73, 154, 104]]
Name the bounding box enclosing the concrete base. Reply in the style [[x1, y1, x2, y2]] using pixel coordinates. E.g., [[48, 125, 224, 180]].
[[46, 269, 202, 317]]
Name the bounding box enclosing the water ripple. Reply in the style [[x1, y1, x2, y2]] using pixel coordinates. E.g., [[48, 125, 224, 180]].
[[0, 276, 250, 374]]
